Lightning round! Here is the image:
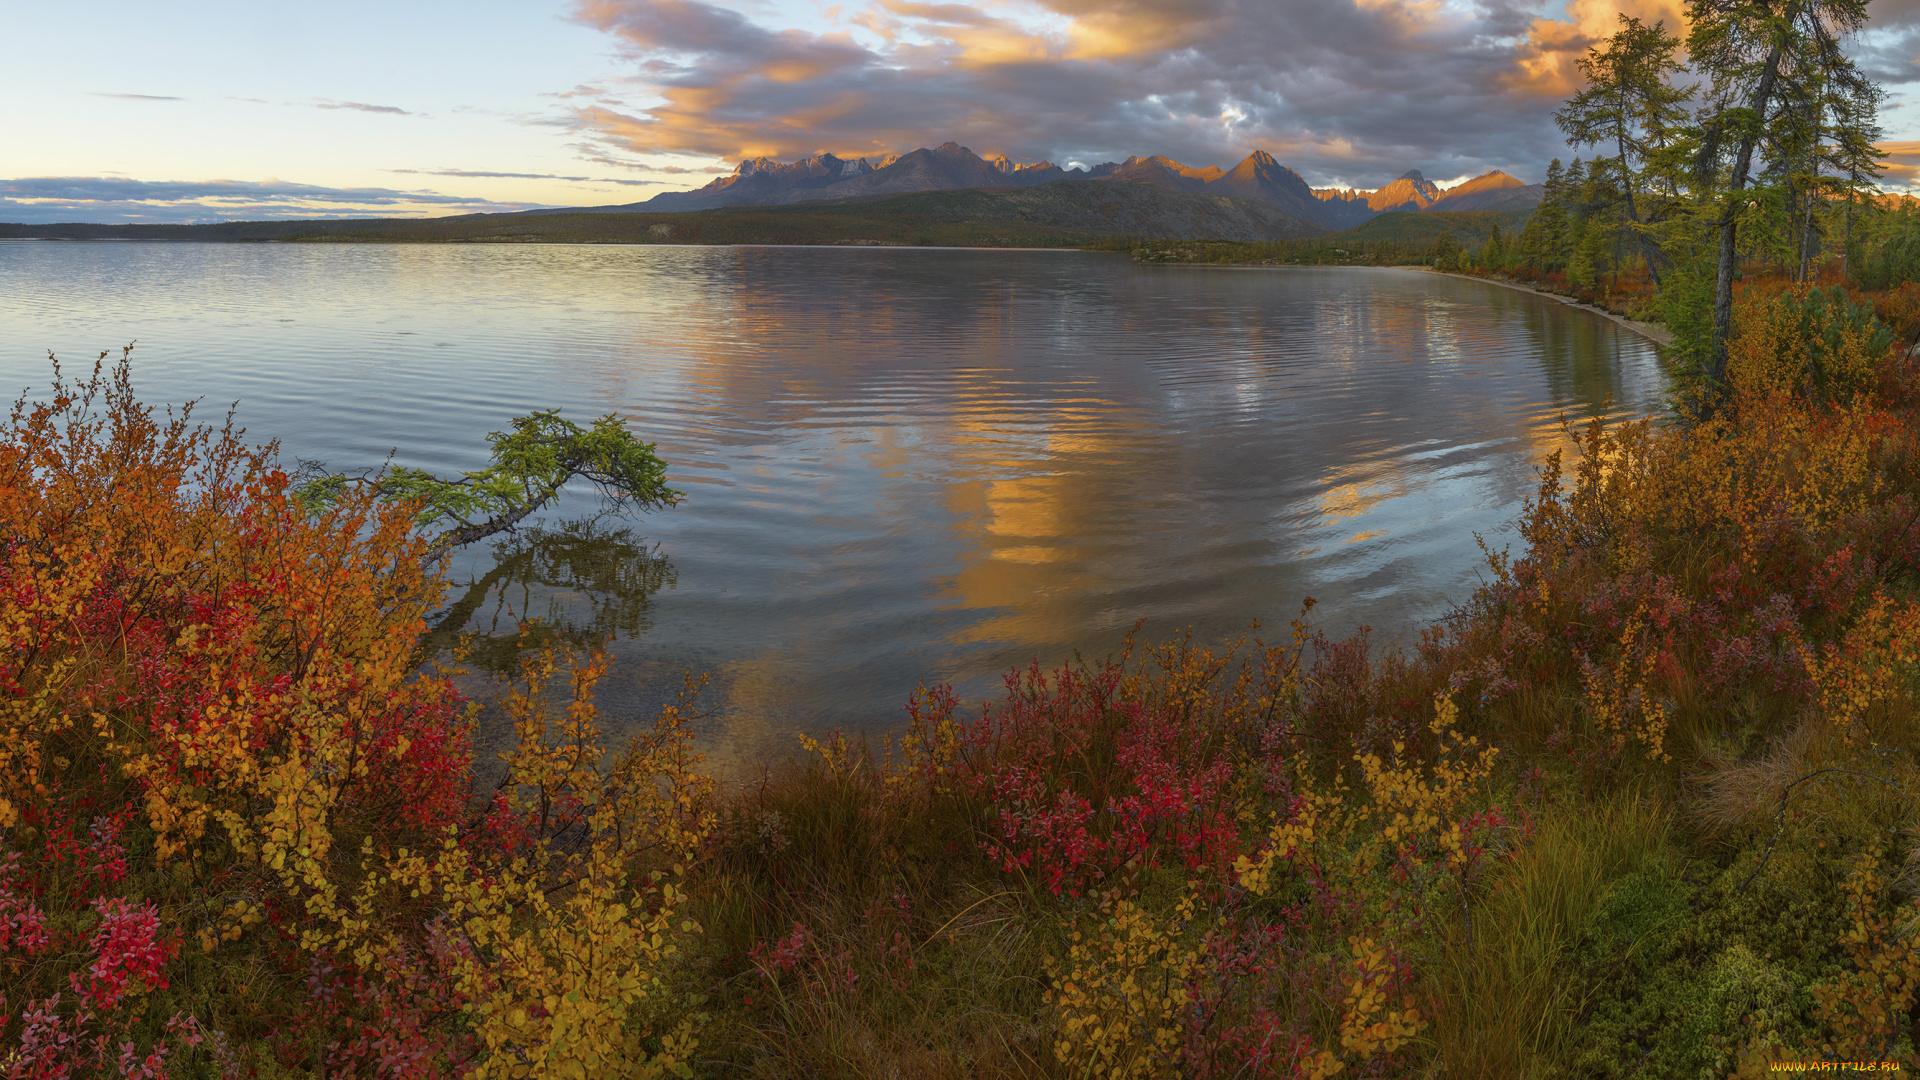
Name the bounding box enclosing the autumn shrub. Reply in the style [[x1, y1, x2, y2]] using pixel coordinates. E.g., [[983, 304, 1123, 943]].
[[1394, 282, 1920, 1070], [1870, 280, 1920, 354], [683, 609, 1520, 1077], [1726, 284, 1894, 402], [0, 348, 711, 1078], [15, 282, 1920, 1079], [1427, 372, 1919, 765], [901, 620, 1319, 903]]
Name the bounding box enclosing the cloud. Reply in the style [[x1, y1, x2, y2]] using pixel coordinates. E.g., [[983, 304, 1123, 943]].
[[1878, 139, 1920, 186], [558, 0, 1920, 189], [1853, 18, 1920, 85], [0, 176, 544, 224], [1504, 0, 1688, 99], [568, 145, 732, 173], [87, 92, 184, 101], [389, 168, 667, 185], [315, 100, 413, 115]]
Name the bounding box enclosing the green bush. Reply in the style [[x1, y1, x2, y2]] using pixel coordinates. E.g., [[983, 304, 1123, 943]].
[[1851, 227, 1920, 291], [1657, 265, 1716, 391]]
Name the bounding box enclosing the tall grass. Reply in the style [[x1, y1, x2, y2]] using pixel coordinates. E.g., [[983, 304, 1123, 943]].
[[1425, 789, 1673, 1076]]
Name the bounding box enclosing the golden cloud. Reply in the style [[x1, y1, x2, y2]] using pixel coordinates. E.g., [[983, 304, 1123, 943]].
[[1883, 161, 1920, 184], [1503, 0, 1688, 99], [1877, 141, 1920, 187], [1349, 0, 1449, 35], [778, 92, 871, 130], [1040, 0, 1228, 59]]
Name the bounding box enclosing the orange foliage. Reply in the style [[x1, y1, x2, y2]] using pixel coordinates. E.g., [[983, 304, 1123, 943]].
[[0, 349, 710, 1077], [1870, 280, 1920, 353]]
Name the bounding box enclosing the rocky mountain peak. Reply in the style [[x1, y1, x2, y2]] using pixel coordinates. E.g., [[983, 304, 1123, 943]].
[[986, 154, 1059, 175], [606, 143, 1540, 225]]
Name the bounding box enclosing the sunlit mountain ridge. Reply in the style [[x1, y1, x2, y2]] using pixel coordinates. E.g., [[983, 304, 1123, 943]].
[[556, 143, 1543, 231]]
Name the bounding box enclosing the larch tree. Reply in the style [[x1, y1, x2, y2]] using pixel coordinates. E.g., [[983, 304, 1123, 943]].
[[1685, 0, 1883, 400], [295, 409, 683, 560], [1554, 15, 1692, 287]]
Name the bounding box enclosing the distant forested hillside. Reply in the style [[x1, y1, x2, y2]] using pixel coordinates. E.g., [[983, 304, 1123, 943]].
[[1113, 209, 1539, 268], [1, 179, 1324, 247], [1329, 208, 1535, 246]]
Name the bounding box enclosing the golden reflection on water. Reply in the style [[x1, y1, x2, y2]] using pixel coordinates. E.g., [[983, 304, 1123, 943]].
[[938, 412, 1161, 646], [584, 261, 1667, 776], [1315, 464, 1405, 525]]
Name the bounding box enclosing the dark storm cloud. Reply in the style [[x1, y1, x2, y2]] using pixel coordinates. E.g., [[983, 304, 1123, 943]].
[[561, 0, 1920, 188], [0, 177, 543, 224], [1854, 16, 1920, 86], [561, 0, 1674, 186]]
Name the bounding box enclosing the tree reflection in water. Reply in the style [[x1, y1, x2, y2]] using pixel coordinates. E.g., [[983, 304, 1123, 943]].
[[423, 518, 675, 674]]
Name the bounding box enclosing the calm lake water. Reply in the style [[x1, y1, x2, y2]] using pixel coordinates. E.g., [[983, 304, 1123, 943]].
[[1, 241, 1667, 771]]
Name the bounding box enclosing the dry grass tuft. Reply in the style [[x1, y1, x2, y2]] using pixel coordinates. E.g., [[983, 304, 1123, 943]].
[[1687, 721, 1820, 838]]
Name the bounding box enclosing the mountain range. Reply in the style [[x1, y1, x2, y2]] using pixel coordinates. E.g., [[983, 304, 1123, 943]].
[[2, 183, 1518, 248], [554, 142, 1543, 232]]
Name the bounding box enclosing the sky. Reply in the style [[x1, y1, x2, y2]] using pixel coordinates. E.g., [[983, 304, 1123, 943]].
[[8, 0, 1920, 224]]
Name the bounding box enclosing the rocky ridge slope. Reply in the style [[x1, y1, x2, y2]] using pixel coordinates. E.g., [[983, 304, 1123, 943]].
[[546, 144, 1542, 231]]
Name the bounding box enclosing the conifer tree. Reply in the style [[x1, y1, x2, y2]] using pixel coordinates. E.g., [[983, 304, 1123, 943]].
[[296, 410, 682, 559], [1521, 158, 1571, 270], [1554, 15, 1690, 284], [1686, 0, 1884, 399], [1484, 223, 1509, 271]]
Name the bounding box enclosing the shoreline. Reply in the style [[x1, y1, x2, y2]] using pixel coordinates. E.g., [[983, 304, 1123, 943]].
[[1409, 265, 1672, 347]]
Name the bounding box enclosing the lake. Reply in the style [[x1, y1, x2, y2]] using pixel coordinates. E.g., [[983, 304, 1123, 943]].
[[0, 241, 1667, 772]]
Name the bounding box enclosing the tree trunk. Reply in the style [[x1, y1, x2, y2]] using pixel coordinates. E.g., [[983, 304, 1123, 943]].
[[1800, 189, 1818, 282], [1785, 175, 1801, 282], [425, 485, 561, 561], [1619, 132, 1664, 288], [1709, 36, 1789, 391], [1842, 192, 1854, 282]]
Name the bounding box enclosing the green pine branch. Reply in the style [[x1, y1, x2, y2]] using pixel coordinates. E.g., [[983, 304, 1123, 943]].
[[293, 409, 683, 558]]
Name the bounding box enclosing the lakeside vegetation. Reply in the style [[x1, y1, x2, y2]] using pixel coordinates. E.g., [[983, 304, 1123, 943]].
[[1107, 209, 1535, 269], [1125, 0, 1919, 369], [6, 269, 1920, 1077]]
